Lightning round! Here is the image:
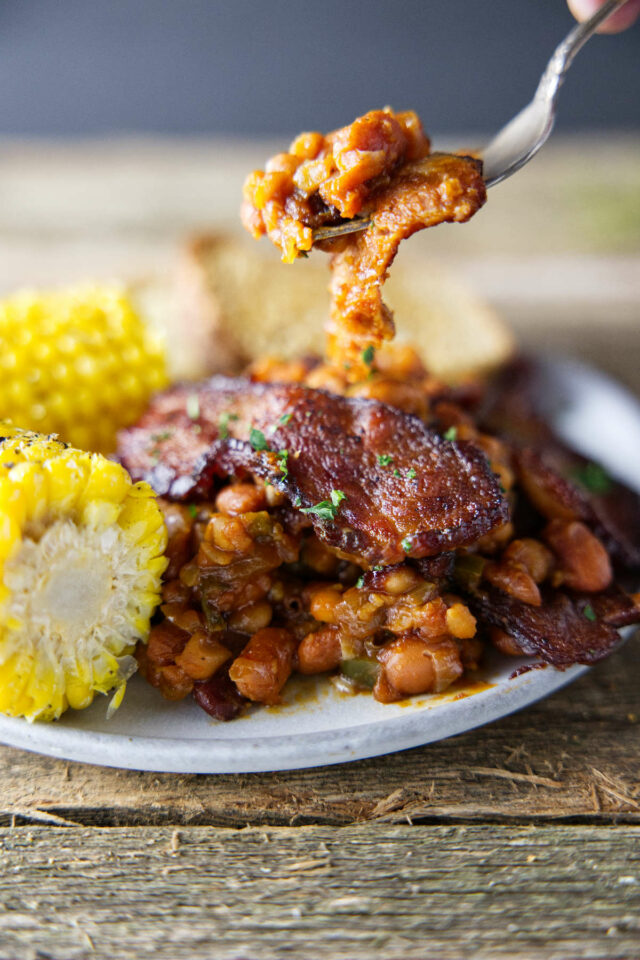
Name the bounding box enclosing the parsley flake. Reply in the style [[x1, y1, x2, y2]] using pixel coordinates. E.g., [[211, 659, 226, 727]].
[[186, 394, 200, 420], [188, 504, 198, 519], [583, 604, 597, 622], [406, 468, 417, 480], [401, 536, 413, 554], [270, 412, 292, 434], [362, 345, 375, 367], [443, 426, 458, 441], [393, 468, 401, 478], [373, 565, 383, 572], [293, 495, 302, 507], [356, 575, 365, 588], [276, 449, 289, 480], [218, 412, 238, 439], [572, 462, 612, 495], [249, 428, 270, 452], [300, 489, 347, 522], [377, 454, 394, 466], [150, 430, 173, 443]]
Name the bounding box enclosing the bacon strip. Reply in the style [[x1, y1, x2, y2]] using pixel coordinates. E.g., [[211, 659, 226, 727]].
[[468, 585, 639, 667], [118, 377, 508, 566]]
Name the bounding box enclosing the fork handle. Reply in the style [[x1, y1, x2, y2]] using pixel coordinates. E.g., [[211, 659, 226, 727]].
[[536, 0, 630, 103]]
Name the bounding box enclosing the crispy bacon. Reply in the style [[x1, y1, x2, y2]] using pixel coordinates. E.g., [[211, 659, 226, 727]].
[[469, 585, 639, 667], [117, 376, 507, 566], [480, 360, 640, 569]]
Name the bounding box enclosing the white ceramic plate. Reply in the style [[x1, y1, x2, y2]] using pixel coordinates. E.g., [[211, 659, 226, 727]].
[[1, 357, 638, 773]]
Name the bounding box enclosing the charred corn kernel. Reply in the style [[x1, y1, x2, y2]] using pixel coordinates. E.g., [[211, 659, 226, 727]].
[[0, 423, 168, 722], [0, 286, 169, 453]]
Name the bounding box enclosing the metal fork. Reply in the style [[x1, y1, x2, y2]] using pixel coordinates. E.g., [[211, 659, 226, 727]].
[[313, 0, 629, 243]]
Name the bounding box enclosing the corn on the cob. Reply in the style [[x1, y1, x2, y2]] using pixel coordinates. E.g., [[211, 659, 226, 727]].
[[0, 423, 168, 721], [0, 285, 169, 453]]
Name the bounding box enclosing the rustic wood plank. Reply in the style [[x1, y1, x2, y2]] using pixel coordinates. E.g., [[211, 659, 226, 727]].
[[0, 823, 638, 960], [1, 639, 638, 828]]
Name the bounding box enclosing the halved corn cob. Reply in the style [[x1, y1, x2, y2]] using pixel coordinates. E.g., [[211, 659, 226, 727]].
[[0, 423, 168, 721], [0, 285, 169, 453]]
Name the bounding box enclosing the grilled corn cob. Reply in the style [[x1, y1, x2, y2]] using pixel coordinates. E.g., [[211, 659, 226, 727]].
[[0, 285, 169, 453], [0, 423, 168, 721]]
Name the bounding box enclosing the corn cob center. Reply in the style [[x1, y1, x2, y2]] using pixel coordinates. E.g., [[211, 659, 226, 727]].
[[5, 521, 140, 652]]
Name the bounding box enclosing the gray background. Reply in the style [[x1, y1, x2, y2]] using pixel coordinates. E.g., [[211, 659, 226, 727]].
[[0, 0, 637, 137]]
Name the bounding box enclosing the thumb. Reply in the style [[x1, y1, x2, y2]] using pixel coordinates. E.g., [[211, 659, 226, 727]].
[[568, 0, 640, 32]]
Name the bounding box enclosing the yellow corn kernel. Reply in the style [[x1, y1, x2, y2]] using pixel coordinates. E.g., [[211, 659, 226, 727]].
[[0, 286, 169, 453]]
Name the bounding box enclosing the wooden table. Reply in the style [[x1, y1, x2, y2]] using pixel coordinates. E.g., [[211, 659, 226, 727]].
[[0, 137, 638, 960]]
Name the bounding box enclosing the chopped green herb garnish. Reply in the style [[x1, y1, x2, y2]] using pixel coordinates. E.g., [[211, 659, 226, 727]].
[[401, 536, 412, 554], [276, 449, 289, 480], [393, 469, 401, 478], [300, 489, 346, 522], [406, 468, 417, 480], [443, 426, 458, 441], [249, 428, 270, 452], [356, 575, 365, 588], [373, 565, 383, 572], [188, 504, 198, 518], [362, 345, 375, 367], [218, 412, 238, 439], [186, 394, 200, 420], [572, 462, 612, 495], [150, 430, 173, 443], [377, 454, 394, 466], [270, 412, 292, 434], [583, 604, 597, 622], [294, 495, 302, 507]]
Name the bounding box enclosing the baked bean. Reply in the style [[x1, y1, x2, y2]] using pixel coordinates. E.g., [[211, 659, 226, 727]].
[[349, 376, 428, 418], [147, 621, 190, 667], [160, 604, 204, 633], [215, 483, 268, 516], [484, 560, 542, 606], [503, 538, 554, 583], [158, 664, 194, 701], [377, 636, 436, 697], [309, 585, 344, 623], [446, 602, 477, 639], [229, 628, 297, 704], [297, 627, 342, 674], [205, 515, 254, 553], [161, 578, 191, 604], [227, 601, 273, 634], [543, 519, 612, 592], [301, 536, 342, 576], [175, 632, 231, 681], [379, 566, 422, 596], [373, 343, 427, 380], [490, 627, 524, 657]]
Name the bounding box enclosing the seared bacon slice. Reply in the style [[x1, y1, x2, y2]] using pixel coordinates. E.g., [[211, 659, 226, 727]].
[[469, 584, 639, 667], [480, 360, 640, 569], [118, 376, 507, 566]]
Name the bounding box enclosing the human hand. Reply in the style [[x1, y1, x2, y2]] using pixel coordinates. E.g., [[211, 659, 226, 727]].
[[568, 0, 640, 32]]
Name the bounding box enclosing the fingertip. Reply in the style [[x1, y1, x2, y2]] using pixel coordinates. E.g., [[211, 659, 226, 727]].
[[568, 0, 640, 32]]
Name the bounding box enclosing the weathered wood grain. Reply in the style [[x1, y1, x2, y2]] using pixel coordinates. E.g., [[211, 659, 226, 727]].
[[1, 639, 638, 828], [0, 823, 638, 960]]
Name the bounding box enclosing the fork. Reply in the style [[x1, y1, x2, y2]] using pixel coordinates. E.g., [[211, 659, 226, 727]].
[[313, 0, 629, 243]]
